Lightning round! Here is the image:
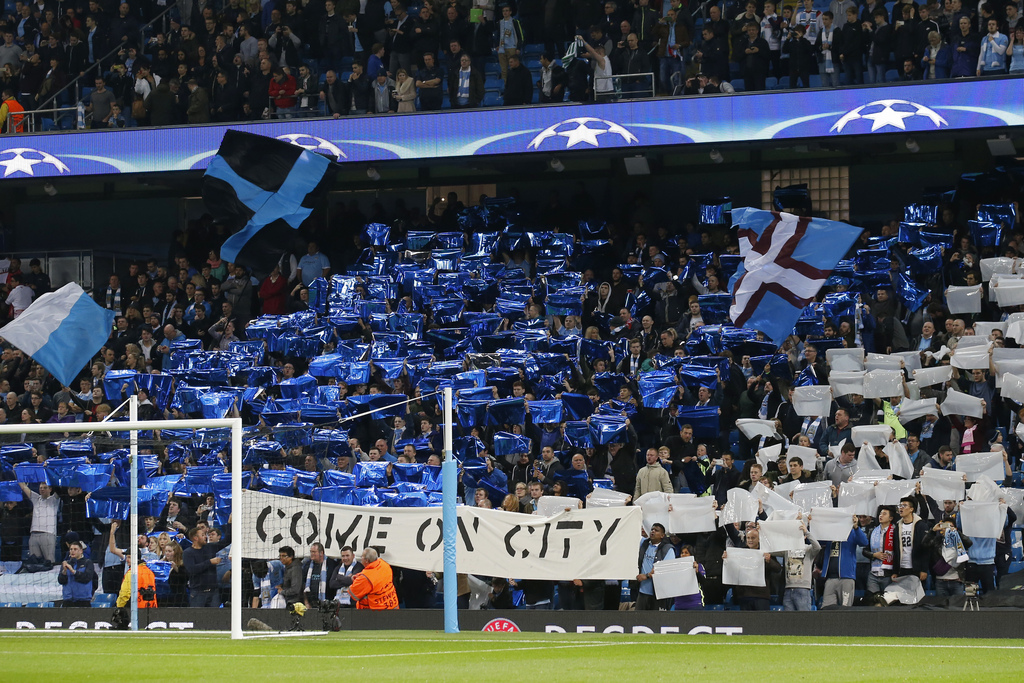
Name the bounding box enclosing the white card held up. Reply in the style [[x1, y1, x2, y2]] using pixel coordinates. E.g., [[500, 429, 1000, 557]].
[[737, 419, 778, 440], [755, 443, 782, 470], [652, 557, 700, 599], [958, 501, 1005, 538], [874, 479, 917, 506], [883, 440, 915, 480], [966, 475, 1001, 503], [1002, 488, 1024, 523], [826, 348, 865, 372], [979, 257, 1015, 281], [994, 362, 1024, 389], [635, 491, 672, 534], [852, 470, 894, 484], [809, 506, 856, 542], [861, 370, 904, 399], [753, 481, 799, 515], [536, 496, 577, 517], [786, 445, 819, 469], [793, 385, 832, 418], [897, 398, 939, 423], [973, 321, 1007, 338], [865, 353, 903, 371], [993, 280, 1024, 307], [890, 351, 922, 372], [722, 546, 767, 587], [851, 425, 892, 447], [829, 371, 865, 398], [792, 482, 834, 513], [913, 365, 953, 387], [720, 487, 760, 525], [919, 468, 966, 502], [839, 481, 877, 515], [1000, 373, 1024, 404], [587, 487, 632, 507], [757, 519, 806, 553], [955, 334, 990, 348], [667, 495, 717, 534], [955, 451, 1005, 483], [950, 345, 992, 370], [773, 479, 800, 501], [945, 285, 983, 314], [940, 389, 985, 418]]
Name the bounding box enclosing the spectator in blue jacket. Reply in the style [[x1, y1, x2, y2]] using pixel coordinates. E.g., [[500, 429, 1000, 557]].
[[950, 15, 980, 77], [818, 514, 870, 608], [58, 540, 96, 607], [920, 30, 952, 78]]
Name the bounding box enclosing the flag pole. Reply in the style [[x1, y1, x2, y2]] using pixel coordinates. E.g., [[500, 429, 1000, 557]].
[[441, 386, 459, 634]]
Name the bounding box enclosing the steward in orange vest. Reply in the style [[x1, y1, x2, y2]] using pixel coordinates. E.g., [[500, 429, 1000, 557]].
[[348, 548, 399, 610], [0, 90, 25, 134], [117, 554, 158, 609]]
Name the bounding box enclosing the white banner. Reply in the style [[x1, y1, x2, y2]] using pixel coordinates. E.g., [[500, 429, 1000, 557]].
[[852, 425, 892, 447], [919, 468, 966, 502], [945, 285, 983, 313], [955, 452, 1004, 483], [874, 479, 917, 506], [792, 482, 834, 513], [951, 345, 991, 370], [861, 370, 904, 399], [826, 348, 865, 372], [757, 519, 805, 553], [865, 353, 903, 371], [667, 495, 717, 534], [913, 365, 953, 387], [652, 557, 700, 599], [722, 547, 767, 587], [897, 398, 939, 423], [720, 488, 760, 525], [838, 481, 876, 515], [940, 389, 985, 418], [240, 490, 641, 580], [959, 501, 1005, 538], [793, 385, 832, 417], [810, 506, 856, 542], [829, 371, 865, 397]]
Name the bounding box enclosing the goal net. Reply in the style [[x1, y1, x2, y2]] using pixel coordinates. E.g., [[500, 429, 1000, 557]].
[[0, 413, 243, 634]]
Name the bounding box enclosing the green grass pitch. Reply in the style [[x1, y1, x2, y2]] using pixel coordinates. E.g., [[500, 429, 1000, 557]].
[[2, 630, 1023, 682]]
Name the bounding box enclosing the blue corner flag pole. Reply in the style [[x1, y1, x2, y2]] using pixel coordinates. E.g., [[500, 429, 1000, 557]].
[[441, 387, 459, 633]]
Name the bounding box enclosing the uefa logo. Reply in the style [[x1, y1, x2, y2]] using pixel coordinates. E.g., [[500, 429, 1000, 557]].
[[481, 618, 521, 632]]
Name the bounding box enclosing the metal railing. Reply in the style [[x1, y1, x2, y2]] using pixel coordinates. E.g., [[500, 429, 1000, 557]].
[[37, 3, 179, 114], [4, 250, 96, 292], [2, 106, 83, 134], [604, 72, 657, 100]]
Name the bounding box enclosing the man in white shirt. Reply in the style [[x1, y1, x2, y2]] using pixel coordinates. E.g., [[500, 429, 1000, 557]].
[[296, 241, 331, 286], [19, 481, 60, 563], [5, 273, 33, 318]]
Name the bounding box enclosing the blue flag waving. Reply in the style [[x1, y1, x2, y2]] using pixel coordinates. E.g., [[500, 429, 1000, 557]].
[[202, 130, 336, 275], [0, 283, 115, 387], [728, 208, 862, 345]]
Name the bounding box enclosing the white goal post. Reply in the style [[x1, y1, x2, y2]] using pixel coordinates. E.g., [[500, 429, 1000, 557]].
[[0, 413, 244, 638]]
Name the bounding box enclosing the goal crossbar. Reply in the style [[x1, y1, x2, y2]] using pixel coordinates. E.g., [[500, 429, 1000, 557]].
[[0, 416, 244, 639]]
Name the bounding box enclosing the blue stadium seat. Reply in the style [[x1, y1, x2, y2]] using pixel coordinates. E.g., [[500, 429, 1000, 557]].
[[731, 78, 744, 91], [884, 1, 896, 15], [885, 69, 899, 82], [776, 76, 790, 89], [26, 602, 54, 608], [484, 61, 501, 76], [484, 77, 504, 92], [526, 59, 542, 70], [41, 118, 56, 131], [733, 459, 746, 472], [523, 43, 545, 56], [0, 602, 22, 608], [809, 74, 822, 87], [765, 76, 778, 90], [704, 603, 725, 610], [482, 91, 502, 107], [91, 593, 117, 608], [770, 605, 785, 611]]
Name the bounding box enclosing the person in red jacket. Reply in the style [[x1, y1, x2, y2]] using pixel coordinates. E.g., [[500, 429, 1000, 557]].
[[268, 67, 297, 115], [259, 265, 289, 315]]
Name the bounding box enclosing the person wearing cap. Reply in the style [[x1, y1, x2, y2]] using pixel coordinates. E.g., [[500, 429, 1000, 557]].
[[58, 540, 96, 607], [116, 549, 158, 609]]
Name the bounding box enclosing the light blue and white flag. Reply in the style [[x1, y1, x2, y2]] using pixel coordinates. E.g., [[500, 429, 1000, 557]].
[[728, 208, 861, 346], [0, 282, 115, 387]]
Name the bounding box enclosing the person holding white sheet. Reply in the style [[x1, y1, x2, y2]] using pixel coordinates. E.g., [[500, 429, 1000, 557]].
[[636, 523, 677, 610], [782, 523, 820, 611], [892, 496, 931, 584], [864, 505, 898, 594], [817, 408, 852, 458], [823, 441, 859, 486], [723, 527, 782, 611], [671, 545, 706, 611], [817, 512, 869, 608], [959, 499, 1016, 594], [922, 511, 971, 598]]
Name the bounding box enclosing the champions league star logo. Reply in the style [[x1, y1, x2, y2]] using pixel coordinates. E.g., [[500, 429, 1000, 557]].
[[0, 148, 71, 177], [527, 117, 639, 150], [830, 100, 948, 133], [275, 133, 347, 159]]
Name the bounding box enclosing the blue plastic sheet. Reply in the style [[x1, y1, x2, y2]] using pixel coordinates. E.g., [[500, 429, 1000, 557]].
[[588, 415, 629, 445], [637, 370, 678, 408]]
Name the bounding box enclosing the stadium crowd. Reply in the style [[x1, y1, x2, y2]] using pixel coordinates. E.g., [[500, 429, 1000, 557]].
[[2, 0, 1024, 131], [0, 179, 1023, 612]]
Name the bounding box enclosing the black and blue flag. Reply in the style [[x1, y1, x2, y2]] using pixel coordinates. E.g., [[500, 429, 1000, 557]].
[[202, 130, 336, 275]]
